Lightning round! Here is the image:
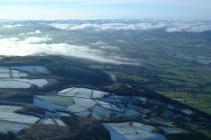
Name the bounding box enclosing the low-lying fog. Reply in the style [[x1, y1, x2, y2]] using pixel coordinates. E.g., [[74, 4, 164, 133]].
[[0, 19, 211, 65]]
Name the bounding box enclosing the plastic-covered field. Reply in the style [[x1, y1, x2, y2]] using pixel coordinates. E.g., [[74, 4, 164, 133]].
[[0, 68, 28, 78], [35, 87, 148, 120], [103, 122, 166, 140], [0, 80, 32, 88], [11, 66, 49, 74], [16, 79, 49, 88], [38, 118, 66, 126], [58, 87, 109, 99], [0, 79, 48, 88], [0, 105, 39, 124], [0, 66, 50, 89], [0, 105, 40, 133]]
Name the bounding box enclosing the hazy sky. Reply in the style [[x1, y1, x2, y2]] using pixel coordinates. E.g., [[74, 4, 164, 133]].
[[0, 0, 210, 20]]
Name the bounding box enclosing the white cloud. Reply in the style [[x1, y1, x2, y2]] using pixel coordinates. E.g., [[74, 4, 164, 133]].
[[0, 36, 137, 65], [165, 22, 211, 32], [49, 21, 211, 32], [23, 36, 51, 44], [0, 24, 24, 29], [90, 41, 107, 46], [19, 30, 41, 36], [50, 22, 166, 31]]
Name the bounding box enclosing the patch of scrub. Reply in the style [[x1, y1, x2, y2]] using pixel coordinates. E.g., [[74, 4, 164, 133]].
[[160, 126, 187, 135]]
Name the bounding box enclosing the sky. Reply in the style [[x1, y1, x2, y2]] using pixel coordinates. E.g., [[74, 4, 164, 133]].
[[0, 0, 210, 20]]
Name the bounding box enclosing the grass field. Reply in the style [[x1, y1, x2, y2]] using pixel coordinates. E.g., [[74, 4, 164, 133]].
[[184, 122, 211, 139], [160, 92, 211, 115]]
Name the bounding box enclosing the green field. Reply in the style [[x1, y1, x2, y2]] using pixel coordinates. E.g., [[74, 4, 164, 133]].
[[160, 92, 211, 115]]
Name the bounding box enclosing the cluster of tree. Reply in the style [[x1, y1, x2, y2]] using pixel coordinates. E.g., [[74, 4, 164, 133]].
[[19, 115, 110, 140], [0, 132, 19, 140]]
